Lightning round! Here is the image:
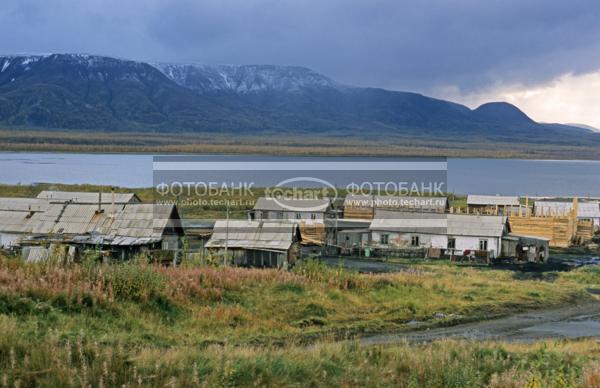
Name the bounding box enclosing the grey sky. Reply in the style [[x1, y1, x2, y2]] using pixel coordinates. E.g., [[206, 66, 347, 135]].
[[2, 0, 600, 96]]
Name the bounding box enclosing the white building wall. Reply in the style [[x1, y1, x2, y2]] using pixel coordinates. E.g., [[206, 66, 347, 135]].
[[454, 236, 501, 258], [260, 210, 325, 221], [0, 233, 20, 248], [371, 231, 501, 257]]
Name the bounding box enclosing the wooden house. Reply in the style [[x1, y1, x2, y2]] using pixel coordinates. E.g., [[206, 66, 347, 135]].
[[251, 197, 332, 221], [205, 220, 300, 268], [467, 195, 520, 215], [20, 202, 183, 261]]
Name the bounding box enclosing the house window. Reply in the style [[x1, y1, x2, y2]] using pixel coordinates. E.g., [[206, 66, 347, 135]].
[[295, 213, 302, 219], [447, 237, 456, 249], [411, 235, 419, 247], [311, 213, 317, 220], [278, 211, 284, 219], [380, 234, 389, 245], [479, 239, 488, 251]]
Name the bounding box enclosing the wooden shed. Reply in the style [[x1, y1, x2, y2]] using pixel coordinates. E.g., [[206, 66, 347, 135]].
[[467, 195, 520, 215], [205, 220, 300, 268]]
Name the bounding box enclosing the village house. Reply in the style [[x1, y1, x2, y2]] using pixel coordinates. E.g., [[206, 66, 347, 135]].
[[369, 210, 508, 260], [250, 197, 333, 221], [205, 220, 300, 268], [343, 195, 448, 220], [250, 196, 335, 252], [467, 195, 520, 215], [23, 202, 182, 261]]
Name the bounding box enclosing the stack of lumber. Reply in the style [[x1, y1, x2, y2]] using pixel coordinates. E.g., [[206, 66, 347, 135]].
[[299, 221, 326, 245], [576, 220, 595, 243], [509, 216, 576, 248], [343, 206, 374, 219]]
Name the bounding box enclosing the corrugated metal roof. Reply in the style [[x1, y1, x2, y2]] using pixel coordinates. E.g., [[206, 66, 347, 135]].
[[534, 201, 600, 218], [253, 197, 331, 212], [36, 191, 140, 204], [370, 211, 448, 234], [448, 214, 507, 238], [23, 203, 179, 245], [370, 210, 506, 238], [0, 197, 50, 233], [344, 195, 448, 212], [467, 195, 520, 206], [206, 220, 296, 251], [0, 197, 49, 212], [0, 210, 32, 233]]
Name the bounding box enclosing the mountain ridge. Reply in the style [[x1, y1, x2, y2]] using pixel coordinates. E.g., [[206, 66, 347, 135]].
[[0, 53, 596, 145]]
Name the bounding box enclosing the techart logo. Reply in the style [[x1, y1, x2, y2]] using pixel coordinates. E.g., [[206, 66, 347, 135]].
[[265, 177, 338, 212]]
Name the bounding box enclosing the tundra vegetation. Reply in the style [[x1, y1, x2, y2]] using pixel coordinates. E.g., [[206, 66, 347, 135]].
[[3, 128, 600, 159], [1, 252, 600, 386]]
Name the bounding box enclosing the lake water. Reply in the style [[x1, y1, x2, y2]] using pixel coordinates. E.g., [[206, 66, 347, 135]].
[[0, 152, 599, 196]]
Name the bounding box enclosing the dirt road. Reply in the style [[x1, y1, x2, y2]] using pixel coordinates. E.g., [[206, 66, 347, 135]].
[[361, 301, 600, 344]]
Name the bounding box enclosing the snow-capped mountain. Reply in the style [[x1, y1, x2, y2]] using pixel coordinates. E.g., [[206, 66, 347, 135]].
[[0, 53, 596, 144], [154, 63, 340, 93], [0, 54, 162, 84]]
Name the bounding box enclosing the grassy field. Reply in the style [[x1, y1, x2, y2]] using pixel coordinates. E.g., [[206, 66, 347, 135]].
[[1, 251, 600, 386], [3, 128, 600, 160]]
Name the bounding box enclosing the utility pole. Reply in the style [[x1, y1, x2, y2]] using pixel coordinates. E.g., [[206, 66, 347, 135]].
[[224, 201, 229, 266]]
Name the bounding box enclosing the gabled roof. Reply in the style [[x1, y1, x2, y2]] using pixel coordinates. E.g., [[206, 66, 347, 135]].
[[206, 220, 297, 251], [448, 214, 508, 238], [467, 195, 520, 206], [36, 190, 140, 204], [253, 197, 331, 212], [534, 201, 600, 218], [369, 210, 448, 234], [370, 210, 507, 238], [344, 195, 448, 212], [24, 203, 180, 245]]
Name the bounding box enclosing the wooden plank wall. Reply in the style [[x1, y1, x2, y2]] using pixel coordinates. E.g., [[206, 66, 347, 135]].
[[576, 220, 594, 243], [343, 206, 374, 220], [299, 222, 326, 245], [508, 216, 575, 248]]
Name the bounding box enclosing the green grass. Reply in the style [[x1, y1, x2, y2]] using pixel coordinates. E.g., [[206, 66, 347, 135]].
[[2, 320, 600, 387], [1, 253, 600, 385], [1, 254, 598, 347]]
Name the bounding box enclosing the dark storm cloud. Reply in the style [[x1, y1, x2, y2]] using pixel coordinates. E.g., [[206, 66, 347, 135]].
[[1, 0, 600, 93]]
